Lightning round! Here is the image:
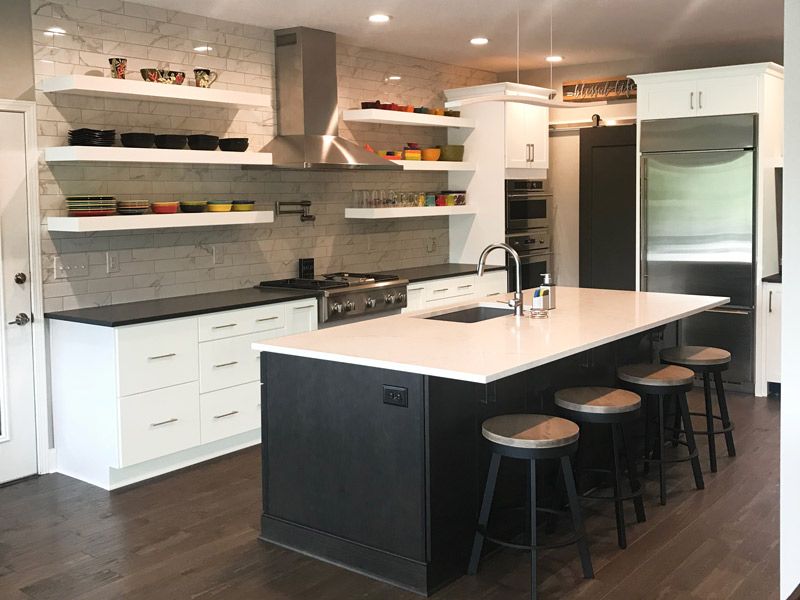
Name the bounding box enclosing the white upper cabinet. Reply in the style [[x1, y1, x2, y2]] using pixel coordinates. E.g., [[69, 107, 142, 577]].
[[505, 102, 549, 170], [632, 64, 781, 121]]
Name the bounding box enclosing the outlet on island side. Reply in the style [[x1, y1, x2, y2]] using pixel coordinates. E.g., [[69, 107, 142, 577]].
[[382, 385, 408, 408]]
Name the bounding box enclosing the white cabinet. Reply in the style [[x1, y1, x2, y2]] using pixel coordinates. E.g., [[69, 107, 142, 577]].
[[401, 270, 507, 313], [633, 66, 766, 121], [505, 102, 549, 170], [765, 283, 782, 383], [50, 296, 318, 490]]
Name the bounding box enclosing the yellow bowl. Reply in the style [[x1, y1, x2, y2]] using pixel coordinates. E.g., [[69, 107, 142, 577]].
[[232, 203, 254, 211], [421, 148, 441, 161], [207, 203, 232, 212]]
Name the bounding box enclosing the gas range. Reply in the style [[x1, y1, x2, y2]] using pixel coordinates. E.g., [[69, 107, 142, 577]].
[[258, 272, 408, 324]]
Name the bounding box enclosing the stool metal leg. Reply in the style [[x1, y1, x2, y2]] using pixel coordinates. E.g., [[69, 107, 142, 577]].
[[670, 404, 682, 448], [468, 452, 501, 575], [703, 372, 718, 472], [714, 371, 736, 457], [529, 458, 537, 600], [677, 392, 705, 491], [620, 423, 646, 524], [657, 396, 666, 506], [610, 424, 627, 549], [643, 396, 651, 475], [561, 455, 594, 579]]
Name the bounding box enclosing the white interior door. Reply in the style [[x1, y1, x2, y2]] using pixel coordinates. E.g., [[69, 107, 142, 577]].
[[0, 110, 37, 484]]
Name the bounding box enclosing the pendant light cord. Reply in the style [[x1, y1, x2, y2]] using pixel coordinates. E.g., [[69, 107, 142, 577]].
[[516, 1, 520, 84], [549, 0, 554, 93]]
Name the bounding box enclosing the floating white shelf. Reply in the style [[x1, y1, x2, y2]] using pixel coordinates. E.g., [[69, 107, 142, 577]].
[[391, 160, 475, 171], [343, 109, 475, 129], [41, 74, 271, 109], [43, 146, 273, 166], [345, 206, 477, 219], [46, 211, 274, 233]]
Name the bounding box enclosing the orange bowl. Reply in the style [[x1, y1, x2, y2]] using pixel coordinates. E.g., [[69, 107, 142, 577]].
[[421, 148, 441, 161]]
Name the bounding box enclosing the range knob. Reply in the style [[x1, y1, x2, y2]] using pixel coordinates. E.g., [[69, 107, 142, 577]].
[[344, 300, 355, 312], [396, 292, 406, 303], [330, 302, 344, 314], [384, 293, 396, 305], [365, 297, 377, 308]]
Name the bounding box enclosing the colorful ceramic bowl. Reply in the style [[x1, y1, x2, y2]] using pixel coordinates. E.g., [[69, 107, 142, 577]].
[[207, 202, 232, 212], [151, 201, 179, 214], [232, 200, 255, 212]]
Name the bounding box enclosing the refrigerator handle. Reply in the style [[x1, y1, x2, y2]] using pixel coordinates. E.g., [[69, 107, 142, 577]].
[[640, 157, 648, 288]]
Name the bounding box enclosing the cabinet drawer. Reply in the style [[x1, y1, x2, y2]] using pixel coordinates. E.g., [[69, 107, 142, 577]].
[[425, 275, 477, 302], [198, 304, 285, 342], [119, 381, 200, 467], [200, 330, 283, 393], [200, 381, 260, 444], [117, 318, 198, 397]]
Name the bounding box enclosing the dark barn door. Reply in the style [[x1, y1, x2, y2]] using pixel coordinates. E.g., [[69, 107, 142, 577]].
[[579, 125, 637, 290]]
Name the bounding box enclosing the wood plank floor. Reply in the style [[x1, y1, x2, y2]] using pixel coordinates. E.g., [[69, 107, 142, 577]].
[[0, 391, 780, 599]]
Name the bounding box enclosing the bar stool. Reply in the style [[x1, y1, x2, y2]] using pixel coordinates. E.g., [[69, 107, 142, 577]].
[[554, 387, 646, 549], [617, 364, 704, 506], [468, 414, 593, 600], [661, 346, 736, 473]]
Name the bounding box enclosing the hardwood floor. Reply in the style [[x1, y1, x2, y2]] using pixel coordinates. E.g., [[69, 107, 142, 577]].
[[0, 390, 780, 599]]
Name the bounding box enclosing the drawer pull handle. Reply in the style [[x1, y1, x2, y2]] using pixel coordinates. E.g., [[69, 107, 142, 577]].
[[294, 305, 315, 310], [256, 316, 279, 322], [213, 361, 239, 368], [486, 292, 501, 297], [432, 288, 449, 293], [150, 418, 178, 428], [457, 285, 473, 290], [148, 353, 176, 360], [213, 410, 239, 420], [212, 323, 237, 330]]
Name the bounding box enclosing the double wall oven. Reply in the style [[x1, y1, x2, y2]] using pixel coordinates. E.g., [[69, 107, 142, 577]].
[[505, 180, 553, 291]]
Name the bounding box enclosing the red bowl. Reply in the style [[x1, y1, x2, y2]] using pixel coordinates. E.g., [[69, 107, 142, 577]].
[[151, 203, 179, 214]]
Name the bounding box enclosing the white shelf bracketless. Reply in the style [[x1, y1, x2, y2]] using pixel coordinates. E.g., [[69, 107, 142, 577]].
[[345, 206, 476, 219], [343, 109, 475, 129], [41, 74, 272, 109], [46, 211, 275, 233], [43, 146, 273, 166], [391, 160, 475, 171]]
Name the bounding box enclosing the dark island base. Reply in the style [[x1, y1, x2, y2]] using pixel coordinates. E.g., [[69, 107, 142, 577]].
[[259, 325, 671, 595]]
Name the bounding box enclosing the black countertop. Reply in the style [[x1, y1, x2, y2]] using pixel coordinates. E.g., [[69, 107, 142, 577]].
[[44, 287, 321, 327], [375, 263, 505, 283], [763, 273, 782, 283]]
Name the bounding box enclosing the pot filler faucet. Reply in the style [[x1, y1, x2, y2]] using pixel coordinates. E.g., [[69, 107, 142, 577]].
[[478, 242, 524, 316]]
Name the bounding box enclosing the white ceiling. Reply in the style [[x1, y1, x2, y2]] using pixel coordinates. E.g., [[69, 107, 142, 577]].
[[134, 0, 784, 73]]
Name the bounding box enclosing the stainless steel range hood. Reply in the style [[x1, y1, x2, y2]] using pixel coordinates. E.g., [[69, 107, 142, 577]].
[[264, 27, 401, 171]]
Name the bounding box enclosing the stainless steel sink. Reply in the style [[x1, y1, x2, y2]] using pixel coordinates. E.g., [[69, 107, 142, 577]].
[[421, 303, 515, 323]]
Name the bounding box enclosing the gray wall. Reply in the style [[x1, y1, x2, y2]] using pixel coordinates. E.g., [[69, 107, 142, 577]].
[[0, 0, 34, 101], [781, 1, 799, 598]]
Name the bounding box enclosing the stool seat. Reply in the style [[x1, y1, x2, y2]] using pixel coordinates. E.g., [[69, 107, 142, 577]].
[[660, 345, 731, 367], [482, 414, 579, 449], [617, 363, 694, 387], [555, 387, 641, 415]]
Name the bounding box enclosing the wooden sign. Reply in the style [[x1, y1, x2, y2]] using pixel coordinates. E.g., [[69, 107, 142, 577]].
[[562, 76, 637, 103]]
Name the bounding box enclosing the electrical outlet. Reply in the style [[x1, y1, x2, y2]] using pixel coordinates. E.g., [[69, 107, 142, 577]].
[[382, 385, 408, 407], [53, 254, 89, 279], [212, 244, 224, 265], [106, 251, 120, 274]]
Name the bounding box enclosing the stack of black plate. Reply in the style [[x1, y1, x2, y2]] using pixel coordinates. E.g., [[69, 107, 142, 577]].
[[68, 128, 116, 146]]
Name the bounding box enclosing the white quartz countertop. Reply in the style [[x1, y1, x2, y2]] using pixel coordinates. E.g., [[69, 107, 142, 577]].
[[252, 287, 729, 384]]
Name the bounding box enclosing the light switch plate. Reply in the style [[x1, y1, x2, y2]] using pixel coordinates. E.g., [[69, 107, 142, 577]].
[[106, 251, 120, 274], [212, 244, 224, 265], [53, 254, 89, 279]]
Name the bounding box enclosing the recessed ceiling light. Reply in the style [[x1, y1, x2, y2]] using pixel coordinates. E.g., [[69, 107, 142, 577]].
[[194, 45, 213, 52], [545, 55, 564, 63], [368, 14, 392, 23], [44, 26, 66, 36], [387, 75, 402, 81], [470, 37, 489, 46]]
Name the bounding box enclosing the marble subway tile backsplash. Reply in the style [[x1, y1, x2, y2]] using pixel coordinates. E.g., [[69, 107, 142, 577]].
[[33, 0, 495, 311]]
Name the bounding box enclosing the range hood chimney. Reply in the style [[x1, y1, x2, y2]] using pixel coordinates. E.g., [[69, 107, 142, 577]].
[[264, 27, 401, 170]]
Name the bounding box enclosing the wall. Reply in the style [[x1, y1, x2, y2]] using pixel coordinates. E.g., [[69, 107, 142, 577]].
[[32, 0, 495, 311], [781, 2, 800, 597], [1, 0, 35, 101]]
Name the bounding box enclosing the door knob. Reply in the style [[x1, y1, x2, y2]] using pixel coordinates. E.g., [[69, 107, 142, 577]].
[[8, 313, 30, 326], [14, 273, 26, 284]]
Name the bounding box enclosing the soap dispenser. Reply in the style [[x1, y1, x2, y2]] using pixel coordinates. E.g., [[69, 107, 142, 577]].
[[541, 273, 556, 310]]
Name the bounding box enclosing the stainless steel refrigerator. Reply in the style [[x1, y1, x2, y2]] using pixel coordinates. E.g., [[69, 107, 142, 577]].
[[641, 114, 756, 388]]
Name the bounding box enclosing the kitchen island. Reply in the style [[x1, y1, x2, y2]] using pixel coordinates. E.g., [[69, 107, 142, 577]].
[[253, 287, 727, 595]]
